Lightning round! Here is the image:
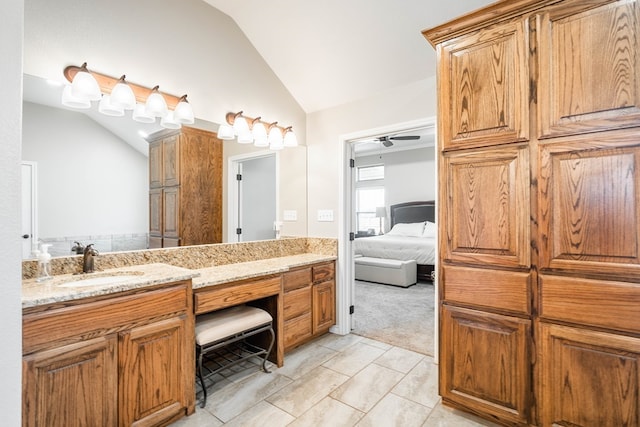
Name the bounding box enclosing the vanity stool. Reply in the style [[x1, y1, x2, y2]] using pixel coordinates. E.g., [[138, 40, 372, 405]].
[[195, 305, 275, 407]]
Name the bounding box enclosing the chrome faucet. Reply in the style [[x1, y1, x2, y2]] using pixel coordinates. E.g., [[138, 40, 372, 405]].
[[82, 244, 99, 273]]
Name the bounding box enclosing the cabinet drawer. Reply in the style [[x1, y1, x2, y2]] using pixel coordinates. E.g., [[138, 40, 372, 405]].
[[443, 265, 531, 315], [23, 283, 189, 354], [194, 276, 281, 314], [540, 274, 640, 334], [312, 262, 335, 283], [284, 313, 312, 349], [283, 268, 311, 291], [284, 286, 311, 321]]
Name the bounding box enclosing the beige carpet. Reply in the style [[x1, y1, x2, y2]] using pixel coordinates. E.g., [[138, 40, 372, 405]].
[[351, 280, 435, 356]]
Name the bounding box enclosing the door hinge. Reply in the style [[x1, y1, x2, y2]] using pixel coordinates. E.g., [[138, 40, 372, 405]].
[[349, 232, 355, 241], [349, 158, 355, 168], [236, 228, 242, 235], [349, 305, 355, 314], [236, 173, 242, 181]]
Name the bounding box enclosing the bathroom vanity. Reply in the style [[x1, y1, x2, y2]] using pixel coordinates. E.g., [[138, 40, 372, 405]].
[[21, 251, 336, 427]]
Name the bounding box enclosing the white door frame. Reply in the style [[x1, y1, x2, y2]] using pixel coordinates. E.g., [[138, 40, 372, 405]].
[[337, 117, 440, 361], [227, 150, 280, 242], [21, 161, 38, 259]]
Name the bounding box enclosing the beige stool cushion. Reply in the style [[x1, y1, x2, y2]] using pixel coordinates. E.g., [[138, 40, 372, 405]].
[[195, 305, 273, 346]]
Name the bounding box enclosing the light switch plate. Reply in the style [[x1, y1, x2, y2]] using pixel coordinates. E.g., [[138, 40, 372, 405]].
[[283, 210, 297, 221], [317, 209, 334, 222]]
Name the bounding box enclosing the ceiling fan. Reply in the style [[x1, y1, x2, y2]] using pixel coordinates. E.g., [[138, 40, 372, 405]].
[[377, 134, 420, 147]]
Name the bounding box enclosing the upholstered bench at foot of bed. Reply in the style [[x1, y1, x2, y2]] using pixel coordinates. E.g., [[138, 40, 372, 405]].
[[354, 257, 417, 287]]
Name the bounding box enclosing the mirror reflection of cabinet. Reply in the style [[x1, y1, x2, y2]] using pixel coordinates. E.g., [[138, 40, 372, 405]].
[[148, 127, 222, 248]]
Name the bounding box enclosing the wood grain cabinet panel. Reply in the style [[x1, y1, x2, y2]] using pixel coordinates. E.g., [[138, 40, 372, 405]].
[[149, 188, 162, 237], [538, 136, 640, 279], [442, 144, 530, 268], [22, 336, 117, 427], [22, 281, 194, 427], [440, 305, 531, 425], [119, 316, 187, 427], [538, 0, 640, 138], [438, 20, 529, 150], [162, 135, 179, 187], [148, 127, 222, 247], [283, 262, 335, 351], [539, 322, 640, 427]]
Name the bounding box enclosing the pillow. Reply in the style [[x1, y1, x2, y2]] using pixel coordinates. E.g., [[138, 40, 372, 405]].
[[422, 221, 437, 238], [386, 222, 425, 237]]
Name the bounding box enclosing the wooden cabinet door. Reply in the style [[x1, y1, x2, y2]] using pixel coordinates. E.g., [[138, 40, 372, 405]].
[[119, 316, 186, 427], [442, 144, 530, 268], [538, 0, 640, 138], [312, 279, 335, 334], [539, 322, 640, 427], [163, 187, 180, 240], [440, 305, 531, 425], [438, 19, 529, 150], [22, 336, 117, 427], [149, 141, 163, 189], [538, 135, 640, 279], [162, 135, 180, 187], [149, 188, 162, 237]]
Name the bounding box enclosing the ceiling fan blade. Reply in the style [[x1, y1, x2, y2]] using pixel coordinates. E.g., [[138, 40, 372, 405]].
[[389, 135, 420, 140]]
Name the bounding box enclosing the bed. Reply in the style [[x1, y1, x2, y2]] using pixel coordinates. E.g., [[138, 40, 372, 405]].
[[354, 201, 436, 281]]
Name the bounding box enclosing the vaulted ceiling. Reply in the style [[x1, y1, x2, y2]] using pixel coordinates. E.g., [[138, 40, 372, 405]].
[[203, 0, 496, 113]]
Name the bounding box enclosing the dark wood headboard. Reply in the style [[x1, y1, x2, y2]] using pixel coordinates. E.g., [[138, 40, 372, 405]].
[[390, 201, 435, 228]]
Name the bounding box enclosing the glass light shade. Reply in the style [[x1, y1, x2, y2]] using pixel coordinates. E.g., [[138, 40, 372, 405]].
[[233, 116, 249, 135], [254, 136, 269, 147], [70, 70, 102, 101], [145, 90, 168, 117], [283, 130, 298, 147], [237, 129, 254, 144], [217, 123, 235, 140], [174, 100, 195, 124], [98, 95, 125, 117], [252, 122, 267, 140], [110, 82, 136, 110], [132, 103, 156, 123], [160, 111, 182, 129], [268, 126, 284, 150], [61, 85, 91, 109]]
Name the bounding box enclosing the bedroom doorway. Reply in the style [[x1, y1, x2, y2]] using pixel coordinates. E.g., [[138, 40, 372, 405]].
[[339, 118, 439, 358]]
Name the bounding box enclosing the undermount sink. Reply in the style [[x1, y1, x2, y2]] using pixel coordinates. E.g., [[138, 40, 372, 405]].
[[59, 273, 143, 288]]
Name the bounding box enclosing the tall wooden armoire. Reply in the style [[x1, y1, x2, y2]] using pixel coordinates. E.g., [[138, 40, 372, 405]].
[[424, 1, 640, 425], [148, 127, 223, 248]]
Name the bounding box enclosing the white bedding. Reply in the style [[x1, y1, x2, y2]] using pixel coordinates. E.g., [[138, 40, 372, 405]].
[[353, 234, 436, 265]]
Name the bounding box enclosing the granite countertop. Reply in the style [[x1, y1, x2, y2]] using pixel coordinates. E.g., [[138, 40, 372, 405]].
[[192, 254, 337, 289], [22, 263, 199, 309], [22, 254, 337, 308]]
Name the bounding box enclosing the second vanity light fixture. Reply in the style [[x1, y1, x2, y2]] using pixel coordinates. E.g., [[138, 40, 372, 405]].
[[61, 62, 194, 130], [217, 111, 298, 150]]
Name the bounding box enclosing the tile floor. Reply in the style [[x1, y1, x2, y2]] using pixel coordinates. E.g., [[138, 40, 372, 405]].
[[171, 333, 499, 426]]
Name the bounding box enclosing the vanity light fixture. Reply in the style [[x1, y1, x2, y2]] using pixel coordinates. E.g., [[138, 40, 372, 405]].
[[218, 111, 298, 149], [61, 62, 194, 131]]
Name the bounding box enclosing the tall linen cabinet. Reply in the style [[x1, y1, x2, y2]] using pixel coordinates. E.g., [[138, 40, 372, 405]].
[[424, 1, 640, 426], [148, 127, 223, 248]]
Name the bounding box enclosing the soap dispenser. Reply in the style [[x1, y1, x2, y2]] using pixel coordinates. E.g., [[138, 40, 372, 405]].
[[36, 243, 52, 282]]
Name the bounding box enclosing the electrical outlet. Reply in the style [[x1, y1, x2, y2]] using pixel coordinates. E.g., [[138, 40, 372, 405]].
[[317, 209, 334, 222]]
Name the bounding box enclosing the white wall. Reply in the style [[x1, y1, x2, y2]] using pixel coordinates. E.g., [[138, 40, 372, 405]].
[[23, 0, 306, 143], [357, 146, 435, 203], [22, 102, 148, 240], [1, 0, 24, 423], [307, 77, 438, 238]]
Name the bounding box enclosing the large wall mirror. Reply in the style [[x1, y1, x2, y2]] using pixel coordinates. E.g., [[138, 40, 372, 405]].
[[21, 75, 308, 258]]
